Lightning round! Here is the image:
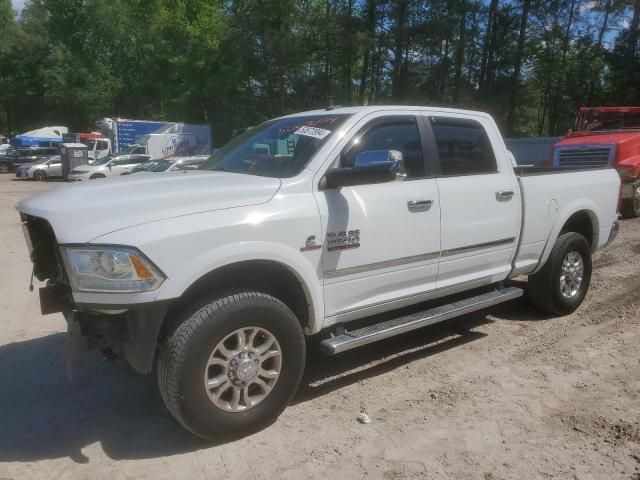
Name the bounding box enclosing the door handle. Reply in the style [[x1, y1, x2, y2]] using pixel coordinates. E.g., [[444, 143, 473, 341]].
[[407, 199, 434, 212], [495, 190, 515, 200]]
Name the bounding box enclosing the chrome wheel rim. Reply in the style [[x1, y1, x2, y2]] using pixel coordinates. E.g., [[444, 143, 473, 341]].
[[560, 251, 584, 298], [204, 327, 282, 412]]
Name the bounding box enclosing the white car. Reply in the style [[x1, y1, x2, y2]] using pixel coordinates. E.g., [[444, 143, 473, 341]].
[[68, 154, 150, 181], [121, 156, 209, 175], [15, 155, 62, 181], [17, 105, 620, 440], [138, 155, 209, 173]]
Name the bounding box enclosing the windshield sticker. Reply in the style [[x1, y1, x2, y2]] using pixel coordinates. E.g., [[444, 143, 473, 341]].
[[294, 126, 332, 139]]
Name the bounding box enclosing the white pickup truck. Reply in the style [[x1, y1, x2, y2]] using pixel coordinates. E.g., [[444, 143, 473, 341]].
[[17, 106, 620, 440]]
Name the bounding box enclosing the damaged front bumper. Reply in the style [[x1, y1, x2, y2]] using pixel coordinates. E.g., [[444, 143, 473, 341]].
[[63, 301, 169, 374]]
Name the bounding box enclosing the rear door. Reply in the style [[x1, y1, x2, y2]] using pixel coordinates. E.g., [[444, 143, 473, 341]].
[[426, 115, 520, 288]]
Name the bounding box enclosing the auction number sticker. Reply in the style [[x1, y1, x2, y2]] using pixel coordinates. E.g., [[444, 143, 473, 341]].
[[294, 126, 332, 139]]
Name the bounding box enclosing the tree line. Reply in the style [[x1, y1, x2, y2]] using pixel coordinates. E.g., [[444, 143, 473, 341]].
[[1, 0, 639, 144]]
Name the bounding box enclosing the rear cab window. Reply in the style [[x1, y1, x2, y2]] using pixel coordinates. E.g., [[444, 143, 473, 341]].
[[429, 117, 498, 176]]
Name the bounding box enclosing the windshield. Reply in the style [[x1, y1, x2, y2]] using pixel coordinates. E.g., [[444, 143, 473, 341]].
[[131, 160, 157, 172], [199, 114, 351, 177], [577, 111, 640, 132], [147, 160, 173, 172]]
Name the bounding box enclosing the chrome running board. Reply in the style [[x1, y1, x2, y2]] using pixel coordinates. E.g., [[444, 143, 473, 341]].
[[320, 287, 523, 355]]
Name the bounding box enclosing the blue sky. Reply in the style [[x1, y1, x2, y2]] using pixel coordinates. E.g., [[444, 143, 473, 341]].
[[11, 0, 26, 12]]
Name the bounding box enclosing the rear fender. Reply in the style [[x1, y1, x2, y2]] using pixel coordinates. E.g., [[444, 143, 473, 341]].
[[532, 202, 599, 274]]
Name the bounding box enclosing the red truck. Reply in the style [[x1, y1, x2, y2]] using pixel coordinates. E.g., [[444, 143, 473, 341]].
[[554, 106, 640, 218]]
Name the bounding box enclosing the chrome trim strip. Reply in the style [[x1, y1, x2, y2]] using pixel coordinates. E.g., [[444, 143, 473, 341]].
[[441, 237, 516, 257], [325, 251, 439, 279], [332, 275, 494, 319]]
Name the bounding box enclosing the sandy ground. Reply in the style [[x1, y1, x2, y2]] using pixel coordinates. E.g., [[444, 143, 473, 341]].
[[0, 174, 638, 480]]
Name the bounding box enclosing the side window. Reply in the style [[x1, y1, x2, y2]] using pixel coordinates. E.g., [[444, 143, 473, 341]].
[[431, 118, 497, 176], [341, 117, 425, 179], [131, 146, 146, 154]]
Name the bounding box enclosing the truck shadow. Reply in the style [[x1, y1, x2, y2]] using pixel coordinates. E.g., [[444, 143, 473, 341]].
[[0, 297, 546, 463], [295, 314, 491, 404], [0, 333, 209, 463]]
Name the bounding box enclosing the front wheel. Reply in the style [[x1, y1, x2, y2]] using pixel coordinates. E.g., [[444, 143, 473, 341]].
[[158, 290, 305, 440], [621, 183, 640, 219], [528, 232, 592, 315], [34, 170, 47, 181]]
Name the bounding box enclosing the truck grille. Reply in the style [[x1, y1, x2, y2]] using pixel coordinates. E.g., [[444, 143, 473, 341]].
[[554, 144, 615, 169]]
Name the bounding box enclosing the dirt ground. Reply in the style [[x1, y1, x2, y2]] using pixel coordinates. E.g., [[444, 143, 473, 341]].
[[0, 174, 638, 480]]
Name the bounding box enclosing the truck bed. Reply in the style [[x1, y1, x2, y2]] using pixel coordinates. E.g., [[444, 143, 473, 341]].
[[511, 167, 620, 277]]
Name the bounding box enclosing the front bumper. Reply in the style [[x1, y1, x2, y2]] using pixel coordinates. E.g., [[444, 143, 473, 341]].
[[621, 183, 635, 199], [64, 301, 169, 374], [67, 175, 88, 182]]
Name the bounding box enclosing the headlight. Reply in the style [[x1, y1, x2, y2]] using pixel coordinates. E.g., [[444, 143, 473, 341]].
[[60, 246, 165, 293]]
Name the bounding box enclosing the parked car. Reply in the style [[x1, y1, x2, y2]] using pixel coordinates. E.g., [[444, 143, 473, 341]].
[[121, 156, 209, 175], [68, 154, 151, 181], [15, 155, 62, 181], [119, 159, 162, 175], [554, 106, 640, 218], [17, 106, 620, 440], [142, 156, 209, 173], [0, 146, 58, 173]]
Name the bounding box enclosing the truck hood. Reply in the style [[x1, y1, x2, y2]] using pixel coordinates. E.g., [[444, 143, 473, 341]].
[[16, 170, 282, 243], [556, 131, 640, 146]]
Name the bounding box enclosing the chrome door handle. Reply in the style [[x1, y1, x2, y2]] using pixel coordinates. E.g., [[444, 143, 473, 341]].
[[495, 190, 515, 200], [407, 199, 434, 212]]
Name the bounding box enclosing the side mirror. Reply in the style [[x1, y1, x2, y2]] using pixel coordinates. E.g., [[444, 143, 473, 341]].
[[325, 150, 405, 189]]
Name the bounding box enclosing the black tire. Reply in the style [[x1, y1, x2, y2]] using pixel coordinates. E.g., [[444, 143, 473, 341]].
[[528, 232, 592, 315], [0, 163, 10, 174], [621, 184, 640, 219], [89, 173, 106, 179], [34, 170, 47, 181], [158, 290, 305, 440]]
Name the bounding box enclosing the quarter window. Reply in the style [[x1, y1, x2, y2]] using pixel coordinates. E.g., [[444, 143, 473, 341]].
[[342, 117, 425, 179], [431, 118, 497, 176]]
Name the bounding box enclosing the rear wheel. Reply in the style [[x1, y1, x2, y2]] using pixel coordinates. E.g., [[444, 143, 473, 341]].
[[528, 232, 592, 315], [34, 170, 47, 181], [0, 163, 9, 174], [621, 183, 640, 219], [158, 290, 305, 440]]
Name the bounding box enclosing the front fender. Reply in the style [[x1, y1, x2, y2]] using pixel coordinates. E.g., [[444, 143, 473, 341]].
[[159, 241, 325, 334]]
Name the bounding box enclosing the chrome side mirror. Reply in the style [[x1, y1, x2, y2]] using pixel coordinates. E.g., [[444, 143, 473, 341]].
[[354, 149, 406, 180]]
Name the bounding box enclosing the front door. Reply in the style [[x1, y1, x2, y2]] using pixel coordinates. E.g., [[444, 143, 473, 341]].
[[315, 114, 441, 320]]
